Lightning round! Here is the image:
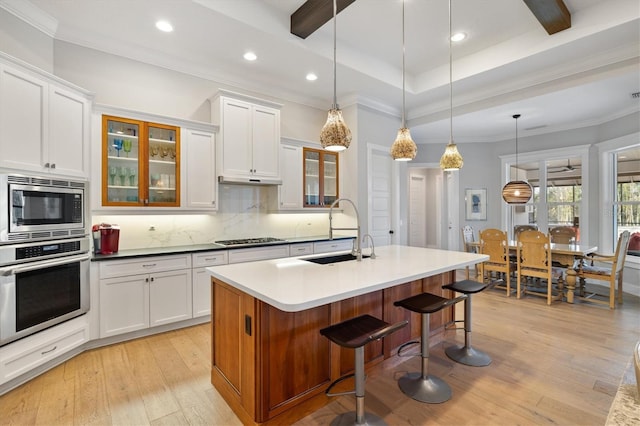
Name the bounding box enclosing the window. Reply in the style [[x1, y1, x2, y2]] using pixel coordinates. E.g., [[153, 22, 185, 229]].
[[597, 133, 640, 261], [501, 146, 590, 242]]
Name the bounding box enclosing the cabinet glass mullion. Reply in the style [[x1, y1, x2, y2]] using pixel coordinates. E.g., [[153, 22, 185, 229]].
[[102, 116, 180, 207], [303, 147, 338, 207]]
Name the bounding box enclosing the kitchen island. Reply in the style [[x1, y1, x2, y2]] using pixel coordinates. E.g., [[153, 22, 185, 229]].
[[207, 245, 487, 424]]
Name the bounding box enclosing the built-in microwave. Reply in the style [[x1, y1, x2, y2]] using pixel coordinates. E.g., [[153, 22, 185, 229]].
[[0, 174, 87, 243]]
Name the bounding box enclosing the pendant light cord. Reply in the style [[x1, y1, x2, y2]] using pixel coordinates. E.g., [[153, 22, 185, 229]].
[[449, 0, 453, 143], [514, 113, 521, 179], [332, 0, 337, 108], [401, 0, 406, 128]]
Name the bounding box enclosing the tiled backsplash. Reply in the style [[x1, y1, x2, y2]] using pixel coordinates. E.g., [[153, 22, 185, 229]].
[[92, 184, 333, 250]]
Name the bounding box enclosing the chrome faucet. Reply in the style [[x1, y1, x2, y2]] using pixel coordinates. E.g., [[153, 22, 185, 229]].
[[329, 198, 362, 261], [362, 233, 376, 259]]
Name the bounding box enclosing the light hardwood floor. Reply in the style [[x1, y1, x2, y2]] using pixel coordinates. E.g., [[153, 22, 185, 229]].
[[1, 279, 638, 426]]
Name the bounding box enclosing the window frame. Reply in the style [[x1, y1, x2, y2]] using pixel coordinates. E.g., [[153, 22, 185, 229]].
[[596, 132, 640, 268]]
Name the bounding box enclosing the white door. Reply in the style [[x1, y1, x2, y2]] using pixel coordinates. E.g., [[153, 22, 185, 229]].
[[368, 146, 396, 247], [409, 174, 427, 247], [183, 128, 217, 209], [149, 269, 193, 327]]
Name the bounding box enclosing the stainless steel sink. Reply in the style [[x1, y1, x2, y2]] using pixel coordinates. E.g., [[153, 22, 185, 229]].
[[304, 253, 370, 265]]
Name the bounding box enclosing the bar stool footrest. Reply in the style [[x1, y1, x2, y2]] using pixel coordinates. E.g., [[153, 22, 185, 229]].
[[325, 373, 357, 397], [397, 340, 420, 357], [398, 372, 452, 403], [445, 345, 492, 367]]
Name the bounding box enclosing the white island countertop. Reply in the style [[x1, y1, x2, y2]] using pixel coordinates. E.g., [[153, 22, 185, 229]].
[[207, 245, 488, 312]]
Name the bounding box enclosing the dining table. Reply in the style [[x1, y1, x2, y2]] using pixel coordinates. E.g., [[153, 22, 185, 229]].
[[469, 240, 598, 303]]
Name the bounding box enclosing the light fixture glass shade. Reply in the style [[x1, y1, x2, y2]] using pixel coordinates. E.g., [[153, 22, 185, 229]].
[[502, 180, 533, 204], [320, 108, 351, 151], [390, 127, 417, 161], [439, 142, 463, 170]]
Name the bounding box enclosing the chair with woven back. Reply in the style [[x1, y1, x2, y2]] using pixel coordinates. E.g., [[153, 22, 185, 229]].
[[516, 230, 563, 305], [461, 225, 479, 279], [549, 226, 577, 244], [574, 230, 630, 309], [479, 228, 515, 296]]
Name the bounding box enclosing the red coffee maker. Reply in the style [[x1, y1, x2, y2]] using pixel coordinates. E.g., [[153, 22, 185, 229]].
[[92, 223, 120, 254]]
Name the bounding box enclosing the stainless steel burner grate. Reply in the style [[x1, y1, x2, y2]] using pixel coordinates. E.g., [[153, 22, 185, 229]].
[[214, 237, 285, 246]]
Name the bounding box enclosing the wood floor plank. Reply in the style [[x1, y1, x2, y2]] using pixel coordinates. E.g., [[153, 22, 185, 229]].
[[0, 280, 637, 426]]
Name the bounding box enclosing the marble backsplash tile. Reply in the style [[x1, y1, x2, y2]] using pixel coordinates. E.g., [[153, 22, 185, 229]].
[[92, 184, 335, 250]]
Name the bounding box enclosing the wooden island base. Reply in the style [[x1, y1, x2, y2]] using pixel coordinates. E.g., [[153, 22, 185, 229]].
[[211, 271, 456, 425]]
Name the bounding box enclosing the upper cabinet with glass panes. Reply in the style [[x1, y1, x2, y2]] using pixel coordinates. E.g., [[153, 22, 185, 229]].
[[102, 115, 180, 207]]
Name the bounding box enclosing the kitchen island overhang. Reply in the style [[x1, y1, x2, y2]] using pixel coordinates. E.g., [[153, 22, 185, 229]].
[[206, 245, 488, 424], [206, 245, 488, 312]]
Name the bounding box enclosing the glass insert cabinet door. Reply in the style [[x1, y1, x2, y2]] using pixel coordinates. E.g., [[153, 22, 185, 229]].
[[303, 147, 339, 207], [102, 115, 180, 207]]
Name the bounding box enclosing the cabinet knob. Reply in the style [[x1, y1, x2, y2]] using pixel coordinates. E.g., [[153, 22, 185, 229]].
[[50, 163, 56, 169], [44, 162, 50, 168]]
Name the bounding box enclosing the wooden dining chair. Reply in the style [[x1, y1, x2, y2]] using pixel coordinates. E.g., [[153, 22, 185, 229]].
[[549, 226, 577, 244], [516, 230, 563, 305], [514, 224, 538, 240], [461, 225, 479, 279], [479, 228, 514, 295], [574, 231, 630, 309]]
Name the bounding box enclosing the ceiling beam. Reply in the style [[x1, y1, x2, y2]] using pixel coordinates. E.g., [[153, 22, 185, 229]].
[[291, 0, 357, 39], [522, 0, 571, 35]]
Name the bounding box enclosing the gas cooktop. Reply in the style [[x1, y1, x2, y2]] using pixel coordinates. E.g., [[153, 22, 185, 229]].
[[214, 237, 286, 247]]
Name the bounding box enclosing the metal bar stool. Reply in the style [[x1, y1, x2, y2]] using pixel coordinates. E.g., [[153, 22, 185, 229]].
[[442, 279, 499, 367], [320, 314, 408, 426], [393, 292, 466, 404]]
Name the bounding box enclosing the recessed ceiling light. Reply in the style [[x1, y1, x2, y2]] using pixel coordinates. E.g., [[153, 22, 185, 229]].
[[451, 32, 466, 42], [306, 73, 318, 81], [243, 52, 257, 61], [155, 20, 173, 33]]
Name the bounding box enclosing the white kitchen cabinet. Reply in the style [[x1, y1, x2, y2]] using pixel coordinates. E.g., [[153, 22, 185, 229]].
[[313, 239, 354, 254], [279, 144, 303, 210], [0, 57, 91, 178], [212, 90, 282, 182], [182, 127, 218, 210], [98, 254, 192, 338], [289, 242, 313, 256], [228, 245, 290, 264], [0, 315, 88, 385], [192, 250, 228, 317]]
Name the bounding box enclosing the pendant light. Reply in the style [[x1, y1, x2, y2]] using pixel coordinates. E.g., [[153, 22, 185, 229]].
[[320, 0, 352, 152], [502, 114, 533, 204], [390, 0, 417, 161], [439, 0, 463, 171]]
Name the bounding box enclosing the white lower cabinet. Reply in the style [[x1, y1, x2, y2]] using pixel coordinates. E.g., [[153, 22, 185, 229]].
[[313, 239, 354, 254], [228, 245, 290, 264], [192, 250, 228, 317], [98, 255, 192, 338], [0, 315, 89, 385], [289, 242, 313, 256]]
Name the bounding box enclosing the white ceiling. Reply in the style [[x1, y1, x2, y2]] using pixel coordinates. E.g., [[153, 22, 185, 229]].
[[13, 0, 640, 143]]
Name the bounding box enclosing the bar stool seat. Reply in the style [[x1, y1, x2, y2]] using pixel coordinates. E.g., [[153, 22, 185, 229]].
[[321, 314, 407, 426], [442, 279, 495, 367], [393, 292, 466, 404]]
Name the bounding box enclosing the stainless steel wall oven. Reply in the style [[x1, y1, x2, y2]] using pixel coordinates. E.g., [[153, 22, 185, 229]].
[[0, 237, 90, 346]]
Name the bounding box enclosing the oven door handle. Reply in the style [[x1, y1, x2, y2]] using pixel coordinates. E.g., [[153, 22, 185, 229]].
[[0, 253, 91, 276]]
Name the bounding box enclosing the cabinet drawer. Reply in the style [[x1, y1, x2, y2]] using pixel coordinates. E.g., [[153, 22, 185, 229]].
[[0, 316, 88, 383], [313, 239, 354, 254], [228, 246, 290, 264], [289, 243, 313, 256], [192, 250, 228, 267], [99, 254, 192, 279]]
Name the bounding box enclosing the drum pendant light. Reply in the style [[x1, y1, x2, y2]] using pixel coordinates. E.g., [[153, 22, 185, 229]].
[[320, 0, 352, 152], [502, 114, 532, 204], [439, 0, 463, 171], [390, 0, 417, 161]]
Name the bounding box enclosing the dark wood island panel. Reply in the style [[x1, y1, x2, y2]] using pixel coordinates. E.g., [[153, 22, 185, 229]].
[[211, 270, 455, 424]]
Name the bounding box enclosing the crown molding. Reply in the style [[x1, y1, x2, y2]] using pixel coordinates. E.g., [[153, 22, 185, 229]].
[[0, 0, 57, 37]]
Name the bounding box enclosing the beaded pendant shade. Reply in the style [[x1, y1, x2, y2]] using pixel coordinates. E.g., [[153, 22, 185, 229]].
[[502, 114, 532, 204], [439, 0, 463, 171], [390, 0, 417, 161], [320, 0, 351, 152]]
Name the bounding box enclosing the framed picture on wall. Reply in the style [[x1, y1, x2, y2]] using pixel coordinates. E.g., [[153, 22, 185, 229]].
[[465, 188, 487, 221]]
